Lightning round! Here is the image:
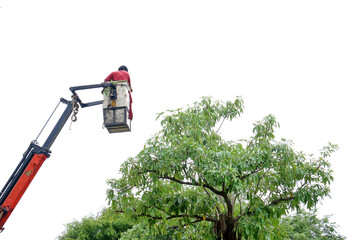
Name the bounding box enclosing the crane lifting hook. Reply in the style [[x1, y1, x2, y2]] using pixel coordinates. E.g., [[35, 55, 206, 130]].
[[70, 95, 80, 122]]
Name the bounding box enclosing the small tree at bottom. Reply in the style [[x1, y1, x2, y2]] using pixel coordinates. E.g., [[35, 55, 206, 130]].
[[280, 209, 346, 240], [57, 208, 132, 240]]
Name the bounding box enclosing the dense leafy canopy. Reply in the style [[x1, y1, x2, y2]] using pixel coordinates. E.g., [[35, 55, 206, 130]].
[[57, 208, 131, 240], [107, 97, 338, 240]]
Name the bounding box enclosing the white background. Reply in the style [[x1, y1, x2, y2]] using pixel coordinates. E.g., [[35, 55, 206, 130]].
[[0, 1, 359, 239]]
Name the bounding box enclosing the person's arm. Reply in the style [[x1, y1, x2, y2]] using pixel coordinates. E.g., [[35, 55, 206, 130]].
[[104, 72, 113, 82]]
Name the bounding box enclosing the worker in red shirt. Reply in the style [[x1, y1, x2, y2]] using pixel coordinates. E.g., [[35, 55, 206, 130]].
[[104, 65, 133, 120]]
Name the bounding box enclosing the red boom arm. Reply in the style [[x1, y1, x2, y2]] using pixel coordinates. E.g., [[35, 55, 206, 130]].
[[0, 154, 48, 230]]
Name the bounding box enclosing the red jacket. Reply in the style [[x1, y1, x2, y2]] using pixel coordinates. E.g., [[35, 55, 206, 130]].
[[105, 70, 131, 88]]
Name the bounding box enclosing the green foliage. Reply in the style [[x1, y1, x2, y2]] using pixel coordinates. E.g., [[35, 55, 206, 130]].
[[280, 209, 346, 240], [120, 221, 175, 240], [57, 207, 177, 240], [57, 208, 132, 240], [107, 97, 338, 240]]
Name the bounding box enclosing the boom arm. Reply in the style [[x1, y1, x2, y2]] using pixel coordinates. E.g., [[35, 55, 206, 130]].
[[0, 83, 114, 232]]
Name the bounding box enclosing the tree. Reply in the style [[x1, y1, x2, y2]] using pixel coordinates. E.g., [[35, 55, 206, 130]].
[[107, 97, 338, 240], [57, 207, 175, 240], [57, 208, 132, 240], [280, 209, 346, 239]]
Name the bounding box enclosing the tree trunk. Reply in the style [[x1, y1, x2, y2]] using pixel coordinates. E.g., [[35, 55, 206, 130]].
[[218, 214, 239, 240], [222, 230, 237, 239], [222, 223, 238, 240], [214, 220, 222, 240]]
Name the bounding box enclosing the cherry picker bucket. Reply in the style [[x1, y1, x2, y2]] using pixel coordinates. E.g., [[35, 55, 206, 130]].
[[102, 81, 131, 133]]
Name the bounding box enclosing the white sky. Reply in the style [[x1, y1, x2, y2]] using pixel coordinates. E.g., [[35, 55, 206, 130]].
[[0, 1, 359, 239]]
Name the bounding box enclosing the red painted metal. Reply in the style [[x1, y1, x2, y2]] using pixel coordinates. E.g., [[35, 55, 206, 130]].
[[0, 153, 48, 230], [0, 83, 113, 232]]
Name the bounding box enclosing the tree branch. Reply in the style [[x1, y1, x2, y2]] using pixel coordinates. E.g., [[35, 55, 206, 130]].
[[137, 169, 157, 175], [201, 177, 233, 220], [168, 219, 209, 229], [116, 209, 217, 223], [203, 187, 222, 216], [158, 175, 197, 186], [201, 177, 225, 196], [269, 196, 295, 206], [161, 172, 225, 197], [216, 116, 227, 134], [239, 168, 262, 180], [183, 161, 199, 185], [137, 170, 230, 220]]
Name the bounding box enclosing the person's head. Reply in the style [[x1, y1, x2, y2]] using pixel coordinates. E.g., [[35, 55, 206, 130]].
[[118, 65, 128, 72]]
